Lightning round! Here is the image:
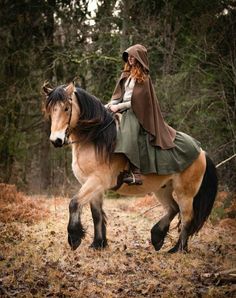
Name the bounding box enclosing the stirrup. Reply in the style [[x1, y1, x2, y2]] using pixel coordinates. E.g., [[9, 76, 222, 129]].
[[123, 171, 143, 186]]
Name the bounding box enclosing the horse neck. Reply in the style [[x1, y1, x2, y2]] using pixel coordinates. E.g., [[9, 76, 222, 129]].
[[70, 131, 96, 153], [69, 131, 80, 144]]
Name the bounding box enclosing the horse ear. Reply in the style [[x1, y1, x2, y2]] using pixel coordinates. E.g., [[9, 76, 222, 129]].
[[42, 82, 53, 96], [65, 82, 75, 98]]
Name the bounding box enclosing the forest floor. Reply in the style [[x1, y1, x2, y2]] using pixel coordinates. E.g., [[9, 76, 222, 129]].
[[0, 184, 235, 297]]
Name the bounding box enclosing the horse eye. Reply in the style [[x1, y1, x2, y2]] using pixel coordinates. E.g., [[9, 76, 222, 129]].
[[65, 107, 69, 112]]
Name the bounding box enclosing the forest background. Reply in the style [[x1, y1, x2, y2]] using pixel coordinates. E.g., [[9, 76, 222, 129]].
[[0, 0, 235, 195]]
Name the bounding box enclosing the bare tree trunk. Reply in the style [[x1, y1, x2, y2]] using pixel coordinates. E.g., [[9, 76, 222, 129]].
[[120, 0, 131, 51], [162, 2, 180, 75], [40, 120, 52, 191], [40, 0, 56, 192]]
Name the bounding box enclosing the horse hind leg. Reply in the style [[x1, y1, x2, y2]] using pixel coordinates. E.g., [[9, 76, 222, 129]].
[[168, 151, 210, 253], [151, 182, 179, 251], [90, 195, 108, 249], [168, 194, 193, 253]]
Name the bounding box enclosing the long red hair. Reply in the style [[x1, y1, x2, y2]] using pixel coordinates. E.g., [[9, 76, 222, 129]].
[[124, 61, 147, 83]]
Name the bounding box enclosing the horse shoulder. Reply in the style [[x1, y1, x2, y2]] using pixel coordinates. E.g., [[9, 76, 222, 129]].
[[71, 144, 115, 186]]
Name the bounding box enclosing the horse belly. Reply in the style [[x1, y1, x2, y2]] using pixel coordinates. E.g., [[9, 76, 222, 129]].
[[117, 174, 172, 196]]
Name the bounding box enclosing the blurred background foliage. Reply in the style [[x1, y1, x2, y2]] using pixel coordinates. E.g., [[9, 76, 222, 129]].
[[0, 0, 235, 194]]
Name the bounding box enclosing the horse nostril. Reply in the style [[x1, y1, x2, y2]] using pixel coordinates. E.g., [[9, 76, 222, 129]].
[[52, 138, 63, 147]]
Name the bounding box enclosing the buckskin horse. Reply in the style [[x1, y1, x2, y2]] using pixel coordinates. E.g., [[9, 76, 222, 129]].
[[43, 82, 218, 253]]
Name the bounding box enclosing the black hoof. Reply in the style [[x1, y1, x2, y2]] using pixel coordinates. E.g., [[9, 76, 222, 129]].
[[152, 239, 165, 251], [68, 234, 82, 251], [151, 224, 169, 251], [89, 239, 108, 250], [168, 240, 188, 253], [168, 239, 180, 253], [168, 246, 178, 253], [67, 222, 85, 250]]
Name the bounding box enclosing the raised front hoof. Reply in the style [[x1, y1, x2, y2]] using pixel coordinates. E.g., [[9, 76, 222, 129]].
[[89, 239, 108, 250], [68, 234, 82, 251], [151, 224, 169, 251], [67, 223, 85, 251]]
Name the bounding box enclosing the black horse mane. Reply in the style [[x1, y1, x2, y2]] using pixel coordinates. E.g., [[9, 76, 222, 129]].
[[74, 87, 117, 160], [45, 85, 117, 160]]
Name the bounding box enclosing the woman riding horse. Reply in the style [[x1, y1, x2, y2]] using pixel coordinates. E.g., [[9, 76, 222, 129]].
[[108, 44, 201, 187], [42, 47, 217, 253]]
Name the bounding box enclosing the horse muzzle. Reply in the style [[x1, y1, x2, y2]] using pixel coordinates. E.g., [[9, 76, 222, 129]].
[[51, 138, 64, 147], [50, 130, 66, 147]]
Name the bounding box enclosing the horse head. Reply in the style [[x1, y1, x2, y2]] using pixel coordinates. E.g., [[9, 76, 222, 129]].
[[42, 82, 80, 147]]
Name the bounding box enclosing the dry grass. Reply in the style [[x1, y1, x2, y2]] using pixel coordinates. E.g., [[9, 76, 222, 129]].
[[0, 183, 50, 224], [0, 189, 235, 297]]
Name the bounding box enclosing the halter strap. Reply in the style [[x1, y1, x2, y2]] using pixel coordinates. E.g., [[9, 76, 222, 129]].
[[64, 97, 81, 146]]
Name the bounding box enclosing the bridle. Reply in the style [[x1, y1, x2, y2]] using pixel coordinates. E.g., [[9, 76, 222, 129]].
[[64, 96, 78, 146]]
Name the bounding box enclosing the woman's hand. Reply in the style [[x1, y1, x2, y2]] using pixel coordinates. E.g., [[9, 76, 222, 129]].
[[109, 104, 120, 113]]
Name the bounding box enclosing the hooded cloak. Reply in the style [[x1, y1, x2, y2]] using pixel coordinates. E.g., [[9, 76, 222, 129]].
[[111, 44, 176, 149]]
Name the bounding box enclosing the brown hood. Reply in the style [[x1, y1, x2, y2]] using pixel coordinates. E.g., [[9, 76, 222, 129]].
[[122, 44, 149, 72]]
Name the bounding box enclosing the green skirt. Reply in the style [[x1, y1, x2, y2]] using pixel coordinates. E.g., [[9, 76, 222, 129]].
[[114, 109, 201, 175]]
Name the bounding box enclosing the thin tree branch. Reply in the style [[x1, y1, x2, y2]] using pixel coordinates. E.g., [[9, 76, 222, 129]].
[[70, 55, 120, 65], [140, 203, 161, 216], [216, 153, 236, 168]]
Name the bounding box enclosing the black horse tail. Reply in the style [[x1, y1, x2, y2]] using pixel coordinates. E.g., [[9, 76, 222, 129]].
[[188, 154, 218, 236]]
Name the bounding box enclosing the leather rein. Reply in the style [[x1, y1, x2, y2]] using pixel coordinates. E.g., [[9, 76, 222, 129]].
[[64, 97, 77, 145]]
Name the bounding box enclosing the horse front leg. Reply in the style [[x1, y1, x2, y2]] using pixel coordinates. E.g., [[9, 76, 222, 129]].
[[90, 195, 108, 249], [67, 177, 106, 251], [68, 197, 85, 250]]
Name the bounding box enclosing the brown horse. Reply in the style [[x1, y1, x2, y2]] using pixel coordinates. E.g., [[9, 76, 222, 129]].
[[43, 82, 218, 253]]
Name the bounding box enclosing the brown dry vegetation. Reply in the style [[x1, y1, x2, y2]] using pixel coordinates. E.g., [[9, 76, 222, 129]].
[[0, 184, 50, 224], [0, 185, 235, 297]]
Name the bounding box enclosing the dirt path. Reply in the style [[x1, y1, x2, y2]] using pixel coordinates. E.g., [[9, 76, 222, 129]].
[[0, 195, 235, 297]]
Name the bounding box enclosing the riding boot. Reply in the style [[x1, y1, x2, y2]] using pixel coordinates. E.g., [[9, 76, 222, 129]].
[[123, 163, 143, 185]]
